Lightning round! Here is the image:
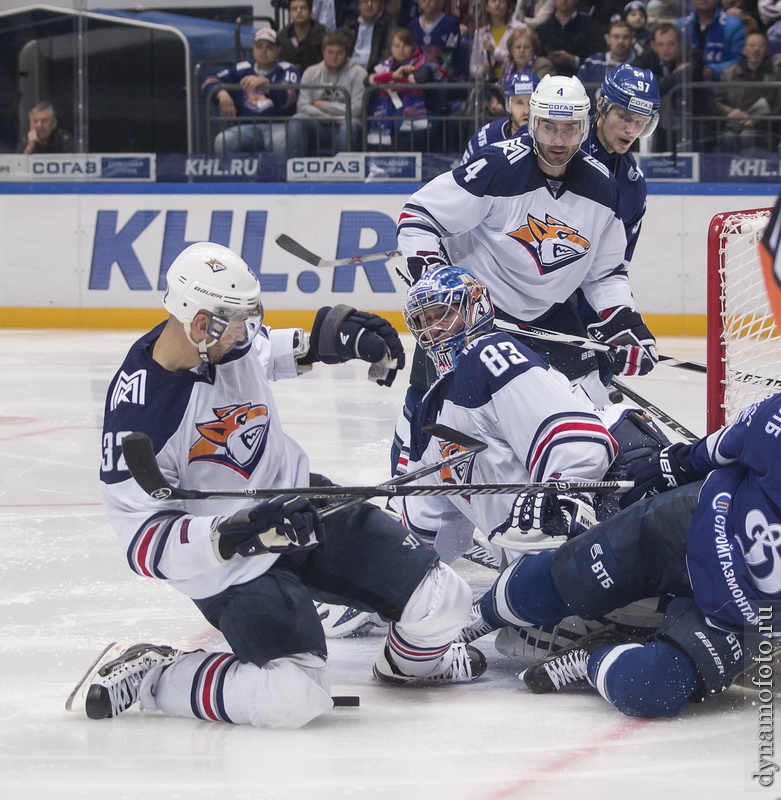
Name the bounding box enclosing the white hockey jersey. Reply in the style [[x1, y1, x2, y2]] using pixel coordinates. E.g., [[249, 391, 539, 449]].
[[397, 133, 632, 321], [397, 332, 618, 561], [100, 323, 310, 600]]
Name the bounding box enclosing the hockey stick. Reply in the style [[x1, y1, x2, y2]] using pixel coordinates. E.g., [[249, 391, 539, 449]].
[[496, 320, 781, 393], [120, 431, 631, 503], [121, 424, 487, 512], [612, 379, 699, 444], [493, 319, 707, 373], [275, 234, 401, 269], [308, 423, 487, 517]]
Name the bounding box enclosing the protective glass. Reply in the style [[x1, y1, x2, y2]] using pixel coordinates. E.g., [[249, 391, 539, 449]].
[[532, 117, 587, 147], [604, 104, 659, 139], [207, 303, 264, 349]]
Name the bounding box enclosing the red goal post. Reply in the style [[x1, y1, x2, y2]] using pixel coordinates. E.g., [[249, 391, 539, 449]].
[[706, 207, 780, 432]]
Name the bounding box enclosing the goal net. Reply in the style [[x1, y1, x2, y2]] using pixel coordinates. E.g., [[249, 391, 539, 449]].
[[706, 208, 781, 431]]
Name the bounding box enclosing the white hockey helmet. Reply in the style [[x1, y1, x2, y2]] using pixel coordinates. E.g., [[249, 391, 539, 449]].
[[528, 75, 590, 162], [163, 242, 263, 359]]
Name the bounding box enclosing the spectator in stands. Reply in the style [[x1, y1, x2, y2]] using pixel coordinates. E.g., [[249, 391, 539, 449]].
[[19, 102, 73, 154], [535, 0, 605, 77], [278, 0, 329, 73], [469, 0, 525, 81], [678, 0, 746, 80], [202, 28, 300, 155], [408, 0, 462, 81], [342, 0, 394, 72], [635, 21, 711, 150], [759, 0, 781, 27], [314, 0, 337, 30], [577, 20, 636, 101], [721, 0, 759, 35], [334, 0, 356, 25], [589, 0, 629, 31], [714, 30, 781, 152], [366, 26, 434, 147], [623, 1, 652, 57], [760, 0, 781, 58], [513, 0, 555, 30], [500, 26, 555, 84], [288, 31, 367, 155], [646, 0, 679, 26]]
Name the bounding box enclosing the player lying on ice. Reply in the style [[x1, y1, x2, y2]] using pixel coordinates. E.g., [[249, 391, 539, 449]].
[[67, 242, 488, 730], [399, 264, 778, 717]]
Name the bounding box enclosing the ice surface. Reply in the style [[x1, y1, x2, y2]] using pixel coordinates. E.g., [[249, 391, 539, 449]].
[[0, 332, 773, 800]]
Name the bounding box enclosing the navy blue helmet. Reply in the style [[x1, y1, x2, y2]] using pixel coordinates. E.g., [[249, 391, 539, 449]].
[[600, 63, 660, 139]]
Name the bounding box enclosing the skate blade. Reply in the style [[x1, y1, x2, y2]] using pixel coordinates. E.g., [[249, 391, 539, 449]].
[[65, 641, 125, 713]]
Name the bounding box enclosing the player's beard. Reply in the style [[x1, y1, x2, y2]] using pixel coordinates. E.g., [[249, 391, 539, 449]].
[[534, 141, 579, 173]]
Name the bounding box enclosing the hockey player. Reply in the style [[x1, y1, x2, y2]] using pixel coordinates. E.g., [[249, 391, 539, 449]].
[[583, 63, 660, 263], [396, 264, 671, 566], [460, 71, 539, 165], [568, 64, 660, 385], [395, 74, 657, 467], [466, 401, 781, 718], [67, 242, 487, 730]]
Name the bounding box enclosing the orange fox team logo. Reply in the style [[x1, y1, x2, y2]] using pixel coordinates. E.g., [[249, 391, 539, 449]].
[[507, 213, 591, 274], [189, 403, 270, 477], [205, 258, 227, 273], [438, 440, 476, 502]]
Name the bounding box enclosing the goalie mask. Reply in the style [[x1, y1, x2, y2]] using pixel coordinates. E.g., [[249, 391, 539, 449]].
[[598, 63, 660, 139], [163, 242, 264, 362], [528, 75, 590, 169], [403, 266, 495, 377]]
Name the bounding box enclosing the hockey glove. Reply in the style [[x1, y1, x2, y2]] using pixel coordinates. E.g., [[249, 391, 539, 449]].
[[300, 305, 406, 387], [489, 492, 596, 553], [215, 494, 323, 559], [619, 442, 696, 508], [397, 253, 447, 286], [587, 306, 659, 377]]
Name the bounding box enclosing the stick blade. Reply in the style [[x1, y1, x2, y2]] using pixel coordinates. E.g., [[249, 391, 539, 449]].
[[275, 234, 321, 267], [121, 432, 183, 500]]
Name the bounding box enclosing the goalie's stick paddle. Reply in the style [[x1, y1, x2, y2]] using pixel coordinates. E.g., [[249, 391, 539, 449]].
[[611, 379, 699, 444], [275, 234, 401, 269], [120, 431, 631, 503]]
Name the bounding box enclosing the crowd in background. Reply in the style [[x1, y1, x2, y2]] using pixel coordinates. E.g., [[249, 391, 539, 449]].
[[25, 0, 781, 156]]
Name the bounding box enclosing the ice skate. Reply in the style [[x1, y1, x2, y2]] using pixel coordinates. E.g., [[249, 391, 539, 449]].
[[315, 601, 385, 638], [520, 628, 637, 694], [454, 599, 498, 644], [373, 641, 487, 686], [66, 642, 181, 719]]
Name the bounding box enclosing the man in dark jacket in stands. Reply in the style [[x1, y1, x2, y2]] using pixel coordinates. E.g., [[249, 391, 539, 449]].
[[18, 102, 74, 154], [341, 0, 393, 74], [278, 0, 329, 73], [536, 0, 604, 77]]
